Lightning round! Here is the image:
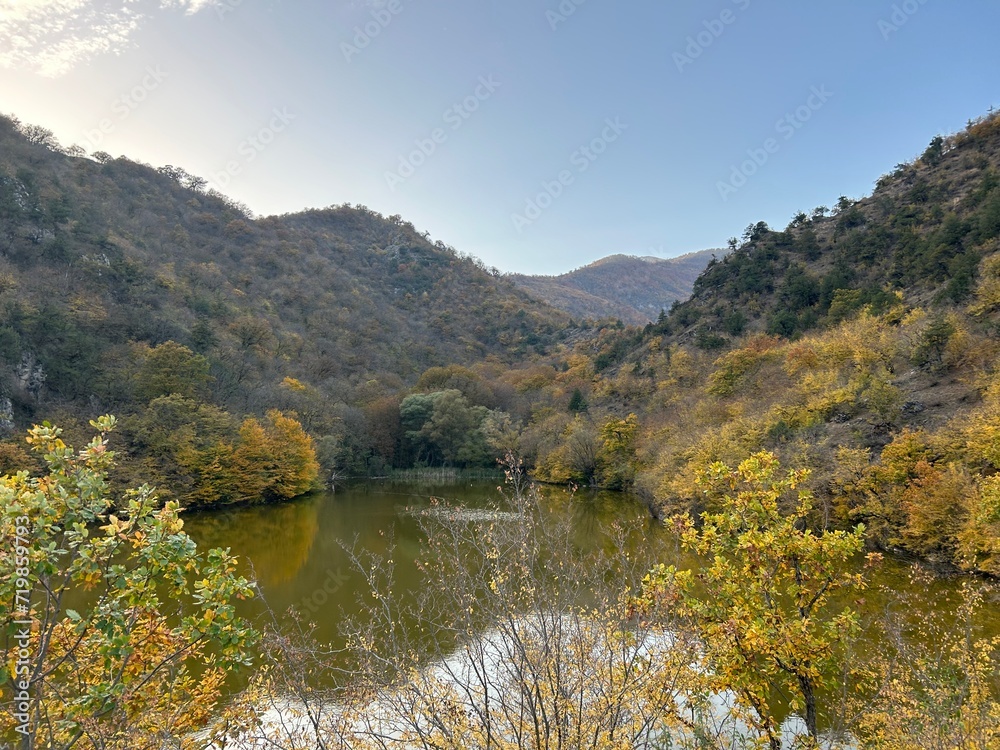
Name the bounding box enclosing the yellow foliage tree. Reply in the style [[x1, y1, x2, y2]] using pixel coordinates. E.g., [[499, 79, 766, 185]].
[[957, 474, 1000, 575], [233, 410, 320, 504], [854, 578, 1000, 750], [0, 418, 257, 749], [968, 248, 1000, 317], [899, 461, 971, 559], [643, 453, 867, 749]]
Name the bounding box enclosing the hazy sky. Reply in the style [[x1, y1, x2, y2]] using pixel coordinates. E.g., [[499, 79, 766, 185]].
[[1, 1, 998, 274]]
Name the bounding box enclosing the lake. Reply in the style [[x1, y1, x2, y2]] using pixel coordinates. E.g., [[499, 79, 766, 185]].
[[182, 479, 999, 746], [183, 479, 661, 649]]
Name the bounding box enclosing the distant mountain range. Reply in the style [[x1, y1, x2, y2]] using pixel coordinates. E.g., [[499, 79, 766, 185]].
[[510, 250, 722, 324]]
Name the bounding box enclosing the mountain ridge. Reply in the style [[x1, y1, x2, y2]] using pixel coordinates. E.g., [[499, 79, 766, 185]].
[[510, 248, 721, 324], [519, 109, 1000, 576], [0, 111, 578, 496]]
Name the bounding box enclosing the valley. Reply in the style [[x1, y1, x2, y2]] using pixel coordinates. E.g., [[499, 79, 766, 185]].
[[3, 106, 1000, 748]]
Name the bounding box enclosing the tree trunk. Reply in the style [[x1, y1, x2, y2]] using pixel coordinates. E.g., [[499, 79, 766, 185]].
[[799, 672, 819, 742]]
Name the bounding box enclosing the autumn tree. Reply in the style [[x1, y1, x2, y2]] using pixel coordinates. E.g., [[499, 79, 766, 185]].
[[133, 340, 211, 402], [535, 415, 602, 485], [233, 410, 321, 502], [122, 395, 237, 504], [121, 400, 318, 509], [642, 452, 867, 749], [853, 573, 1000, 749], [0, 417, 257, 749], [178, 409, 318, 508], [597, 413, 638, 489], [958, 473, 1000, 575]]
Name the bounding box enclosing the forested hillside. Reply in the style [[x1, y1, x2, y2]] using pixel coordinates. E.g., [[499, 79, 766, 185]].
[[6, 106, 1000, 577], [511, 249, 719, 324], [663, 121, 1000, 346], [521, 110, 1000, 576], [0, 113, 572, 503]]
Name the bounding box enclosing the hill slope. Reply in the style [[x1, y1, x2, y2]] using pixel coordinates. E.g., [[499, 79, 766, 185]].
[[0, 112, 573, 495], [517, 110, 1000, 576], [510, 250, 719, 324], [0, 113, 570, 408], [648, 120, 1000, 348], [8, 104, 1000, 579]]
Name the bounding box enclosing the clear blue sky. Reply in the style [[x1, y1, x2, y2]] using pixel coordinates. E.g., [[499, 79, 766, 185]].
[[1, 0, 998, 274]]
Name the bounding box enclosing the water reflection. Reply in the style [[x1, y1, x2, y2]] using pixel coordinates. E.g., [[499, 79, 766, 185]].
[[184, 481, 998, 646], [186, 496, 321, 587], [185, 481, 504, 643]]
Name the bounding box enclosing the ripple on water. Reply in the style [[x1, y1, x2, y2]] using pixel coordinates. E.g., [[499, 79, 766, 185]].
[[400, 505, 525, 523]]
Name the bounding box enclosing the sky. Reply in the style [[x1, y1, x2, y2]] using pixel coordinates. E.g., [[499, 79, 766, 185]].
[[1, 1, 998, 275]]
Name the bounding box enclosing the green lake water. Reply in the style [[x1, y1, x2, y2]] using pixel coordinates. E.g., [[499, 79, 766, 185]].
[[183, 480, 662, 649], [183, 479, 999, 646], [182, 479, 1000, 734]]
